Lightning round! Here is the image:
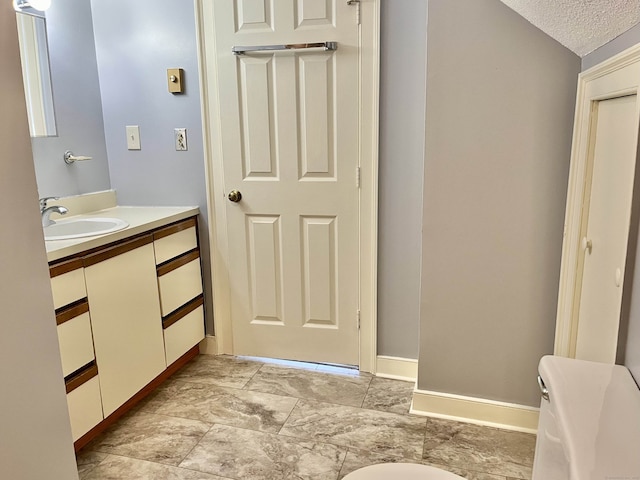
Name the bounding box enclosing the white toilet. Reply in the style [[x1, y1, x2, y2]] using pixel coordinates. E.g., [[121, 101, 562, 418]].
[[342, 463, 463, 479], [345, 355, 640, 480]]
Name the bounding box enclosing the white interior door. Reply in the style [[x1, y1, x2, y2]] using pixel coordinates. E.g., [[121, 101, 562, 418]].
[[209, 1, 360, 365], [575, 94, 639, 363]]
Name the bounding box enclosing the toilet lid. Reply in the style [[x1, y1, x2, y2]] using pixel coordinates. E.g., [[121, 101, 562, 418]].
[[342, 463, 465, 479]]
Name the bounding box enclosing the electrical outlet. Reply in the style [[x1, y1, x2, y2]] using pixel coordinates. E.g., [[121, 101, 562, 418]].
[[174, 128, 187, 151]]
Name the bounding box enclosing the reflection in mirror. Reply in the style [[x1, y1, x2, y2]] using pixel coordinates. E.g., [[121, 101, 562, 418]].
[[16, 10, 57, 137]]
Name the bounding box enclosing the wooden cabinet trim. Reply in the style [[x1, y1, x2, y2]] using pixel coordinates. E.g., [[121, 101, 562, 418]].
[[55, 299, 90, 326], [65, 362, 98, 394], [49, 217, 199, 268], [157, 249, 200, 277], [83, 234, 153, 267], [50, 257, 84, 278], [162, 294, 204, 329], [153, 217, 197, 241]]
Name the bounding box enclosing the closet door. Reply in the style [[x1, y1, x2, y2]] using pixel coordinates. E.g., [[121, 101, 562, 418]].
[[555, 47, 640, 363], [574, 95, 639, 363]]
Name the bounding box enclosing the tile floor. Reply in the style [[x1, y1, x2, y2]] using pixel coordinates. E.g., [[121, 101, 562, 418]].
[[76, 355, 536, 480]]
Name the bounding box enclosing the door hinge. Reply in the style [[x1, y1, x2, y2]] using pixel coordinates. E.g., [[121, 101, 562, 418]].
[[356, 166, 361, 188], [347, 0, 361, 25], [357, 309, 361, 330]]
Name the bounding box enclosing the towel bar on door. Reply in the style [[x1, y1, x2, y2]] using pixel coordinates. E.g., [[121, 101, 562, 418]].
[[232, 41, 338, 55]]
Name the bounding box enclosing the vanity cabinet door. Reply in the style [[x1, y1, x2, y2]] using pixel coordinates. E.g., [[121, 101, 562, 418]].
[[83, 235, 166, 417]]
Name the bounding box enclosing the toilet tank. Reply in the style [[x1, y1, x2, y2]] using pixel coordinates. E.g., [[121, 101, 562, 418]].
[[532, 356, 640, 480]]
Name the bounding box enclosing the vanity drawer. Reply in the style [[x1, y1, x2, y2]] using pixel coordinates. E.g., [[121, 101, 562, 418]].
[[157, 251, 202, 316], [66, 374, 103, 442], [50, 259, 86, 310], [154, 218, 198, 265], [57, 303, 95, 377], [163, 298, 205, 365]]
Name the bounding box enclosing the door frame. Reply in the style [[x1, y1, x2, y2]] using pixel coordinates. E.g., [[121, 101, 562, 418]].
[[194, 0, 380, 372], [555, 42, 640, 358]]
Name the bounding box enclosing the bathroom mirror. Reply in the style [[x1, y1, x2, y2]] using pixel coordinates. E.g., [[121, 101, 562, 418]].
[[16, 10, 57, 137]]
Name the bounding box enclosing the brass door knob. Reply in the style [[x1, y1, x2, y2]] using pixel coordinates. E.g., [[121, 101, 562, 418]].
[[228, 190, 242, 203]]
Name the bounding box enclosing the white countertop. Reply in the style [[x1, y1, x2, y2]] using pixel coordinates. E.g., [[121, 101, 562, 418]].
[[45, 206, 199, 262]]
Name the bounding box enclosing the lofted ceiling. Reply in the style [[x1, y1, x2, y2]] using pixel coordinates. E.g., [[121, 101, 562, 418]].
[[499, 0, 640, 57]]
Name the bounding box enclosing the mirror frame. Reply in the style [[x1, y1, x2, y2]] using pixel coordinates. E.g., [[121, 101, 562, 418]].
[[16, 9, 57, 137]]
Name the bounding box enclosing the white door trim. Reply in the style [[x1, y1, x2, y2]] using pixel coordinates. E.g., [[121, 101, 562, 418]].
[[194, 0, 380, 373], [555, 43, 640, 358]]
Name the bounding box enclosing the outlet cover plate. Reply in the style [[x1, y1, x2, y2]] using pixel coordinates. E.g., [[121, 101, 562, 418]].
[[174, 128, 187, 151]]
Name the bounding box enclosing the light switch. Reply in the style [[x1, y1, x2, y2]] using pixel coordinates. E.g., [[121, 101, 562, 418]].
[[126, 125, 141, 150]]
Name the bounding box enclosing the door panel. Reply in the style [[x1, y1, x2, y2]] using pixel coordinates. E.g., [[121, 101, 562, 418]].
[[295, 0, 334, 29], [299, 53, 335, 179], [211, 0, 359, 364], [247, 214, 284, 324], [301, 215, 337, 326], [239, 56, 277, 178], [575, 94, 639, 363], [237, 0, 273, 32]]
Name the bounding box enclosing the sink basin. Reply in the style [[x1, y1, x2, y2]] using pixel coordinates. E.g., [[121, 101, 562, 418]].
[[44, 217, 129, 241]]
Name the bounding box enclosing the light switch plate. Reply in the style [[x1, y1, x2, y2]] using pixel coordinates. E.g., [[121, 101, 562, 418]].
[[126, 125, 141, 150], [174, 128, 187, 151]]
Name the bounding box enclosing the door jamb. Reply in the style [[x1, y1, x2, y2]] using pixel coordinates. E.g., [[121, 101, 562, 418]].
[[554, 43, 640, 358], [194, 0, 380, 373]]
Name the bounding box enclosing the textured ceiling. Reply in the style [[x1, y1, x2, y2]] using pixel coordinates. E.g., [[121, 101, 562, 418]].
[[499, 0, 640, 56]]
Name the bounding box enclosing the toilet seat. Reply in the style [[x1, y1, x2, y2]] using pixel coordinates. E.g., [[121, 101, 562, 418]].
[[342, 463, 465, 479]]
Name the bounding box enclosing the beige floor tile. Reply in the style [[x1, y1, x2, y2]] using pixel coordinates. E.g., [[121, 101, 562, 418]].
[[361, 376, 414, 415], [76, 356, 535, 479], [88, 412, 210, 466], [180, 424, 347, 480], [140, 380, 297, 433], [245, 363, 372, 407], [280, 399, 427, 459], [172, 355, 263, 388], [81, 455, 228, 480], [76, 451, 109, 479], [422, 417, 535, 479]]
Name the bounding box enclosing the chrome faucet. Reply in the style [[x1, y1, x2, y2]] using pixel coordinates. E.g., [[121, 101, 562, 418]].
[[39, 197, 68, 227]]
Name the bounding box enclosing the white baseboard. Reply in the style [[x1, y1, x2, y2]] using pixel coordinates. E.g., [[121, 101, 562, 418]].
[[375, 355, 418, 382], [411, 389, 539, 434], [199, 335, 217, 355]]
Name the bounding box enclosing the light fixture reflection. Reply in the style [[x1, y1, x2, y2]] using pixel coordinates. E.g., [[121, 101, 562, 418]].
[[13, 0, 51, 12]]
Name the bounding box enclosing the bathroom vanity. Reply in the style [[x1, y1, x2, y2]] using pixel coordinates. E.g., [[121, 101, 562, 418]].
[[46, 203, 204, 451]]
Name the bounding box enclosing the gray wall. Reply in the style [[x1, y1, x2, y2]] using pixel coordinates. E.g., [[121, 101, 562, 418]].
[[31, 0, 111, 198], [0, 4, 79, 478], [377, 0, 427, 359], [90, 0, 213, 332], [582, 22, 640, 71], [418, 0, 581, 407]]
